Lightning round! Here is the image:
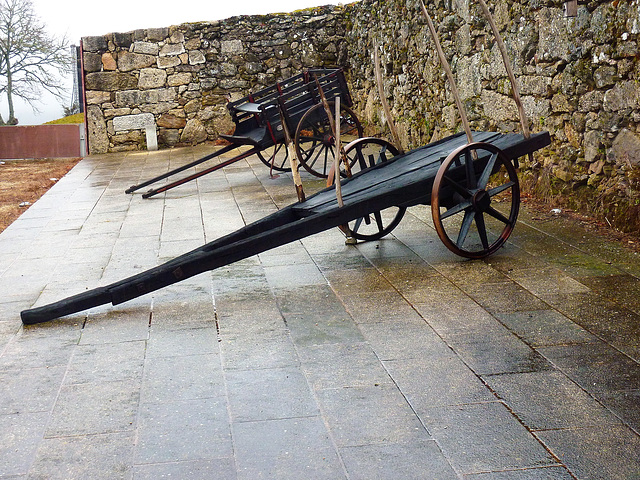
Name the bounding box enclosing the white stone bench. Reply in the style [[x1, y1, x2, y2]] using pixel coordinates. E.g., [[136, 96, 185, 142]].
[[113, 113, 158, 151]]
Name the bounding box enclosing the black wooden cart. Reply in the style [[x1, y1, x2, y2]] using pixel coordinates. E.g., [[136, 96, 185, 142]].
[[125, 68, 363, 198], [21, 129, 549, 325]]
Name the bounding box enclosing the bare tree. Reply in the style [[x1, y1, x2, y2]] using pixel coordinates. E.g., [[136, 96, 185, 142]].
[[0, 0, 72, 125]]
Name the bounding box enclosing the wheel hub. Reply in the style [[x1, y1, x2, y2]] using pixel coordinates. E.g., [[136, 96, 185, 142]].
[[472, 189, 491, 212]]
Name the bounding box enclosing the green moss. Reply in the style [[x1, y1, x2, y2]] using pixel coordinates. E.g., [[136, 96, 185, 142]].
[[45, 113, 84, 125]]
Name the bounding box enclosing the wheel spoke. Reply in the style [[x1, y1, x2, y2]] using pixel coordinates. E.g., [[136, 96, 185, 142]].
[[376, 149, 388, 166], [465, 150, 477, 189], [440, 200, 472, 220], [485, 206, 512, 225], [487, 180, 515, 198], [443, 174, 473, 198], [474, 212, 490, 249], [478, 152, 499, 189], [373, 211, 384, 230], [354, 148, 367, 170], [352, 216, 364, 232], [456, 210, 475, 247]]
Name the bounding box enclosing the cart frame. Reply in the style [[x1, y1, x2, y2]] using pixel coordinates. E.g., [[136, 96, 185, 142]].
[[125, 68, 363, 198]]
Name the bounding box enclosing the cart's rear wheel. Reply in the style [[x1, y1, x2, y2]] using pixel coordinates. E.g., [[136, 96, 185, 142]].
[[431, 142, 520, 259], [294, 101, 363, 178], [256, 142, 291, 172], [332, 137, 406, 242]]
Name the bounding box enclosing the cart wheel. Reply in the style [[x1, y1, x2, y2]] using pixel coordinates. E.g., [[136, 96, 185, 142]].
[[255, 142, 292, 172], [294, 101, 363, 178], [332, 137, 406, 242], [431, 142, 520, 259]]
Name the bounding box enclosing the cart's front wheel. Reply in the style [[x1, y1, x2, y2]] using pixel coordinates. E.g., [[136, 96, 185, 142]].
[[256, 142, 291, 172], [333, 137, 406, 242], [294, 101, 363, 178], [431, 142, 520, 259]]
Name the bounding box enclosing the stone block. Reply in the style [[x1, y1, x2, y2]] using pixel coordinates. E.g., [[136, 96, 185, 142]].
[[157, 56, 181, 69], [167, 73, 192, 87], [180, 119, 208, 144], [138, 68, 167, 90], [536, 8, 570, 62], [113, 113, 158, 151], [133, 42, 160, 55], [87, 105, 109, 154], [146, 27, 169, 42], [481, 90, 518, 122], [85, 72, 138, 92], [82, 35, 107, 52], [85, 91, 111, 105], [117, 51, 156, 72], [188, 50, 206, 65], [101, 53, 117, 71], [584, 130, 604, 164], [83, 52, 102, 73], [578, 90, 605, 112], [115, 88, 177, 107], [159, 43, 185, 57], [594, 66, 617, 89], [221, 39, 243, 54], [113, 32, 133, 48], [611, 129, 640, 166], [604, 81, 640, 111], [157, 113, 186, 129]]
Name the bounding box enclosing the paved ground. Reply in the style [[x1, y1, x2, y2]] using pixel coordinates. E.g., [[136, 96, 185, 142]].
[[1, 145, 639, 479]]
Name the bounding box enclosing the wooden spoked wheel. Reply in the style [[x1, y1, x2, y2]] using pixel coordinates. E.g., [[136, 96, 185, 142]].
[[333, 137, 406, 242], [294, 101, 363, 178], [256, 142, 291, 172], [431, 142, 520, 259]]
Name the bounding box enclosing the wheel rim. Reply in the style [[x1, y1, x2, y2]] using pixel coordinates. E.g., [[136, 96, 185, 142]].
[[256, 142, 291, 172], [294, 102, 363, 178], [431, 142, 520, 259], [336, 137, 406, 242]]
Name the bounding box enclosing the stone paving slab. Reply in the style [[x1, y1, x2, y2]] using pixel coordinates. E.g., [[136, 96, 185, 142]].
[[0, 145, 639, 479]]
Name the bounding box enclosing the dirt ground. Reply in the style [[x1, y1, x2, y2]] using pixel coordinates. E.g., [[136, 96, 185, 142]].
[[0, 158, 81, 233]]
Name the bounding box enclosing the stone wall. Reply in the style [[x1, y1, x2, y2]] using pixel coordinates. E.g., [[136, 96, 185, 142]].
[[344, 0, 640, 232], [82, 6, 347, 153], [82, 0, 640, 232]]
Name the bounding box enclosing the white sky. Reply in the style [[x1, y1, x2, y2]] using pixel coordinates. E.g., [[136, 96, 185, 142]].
[[3, 0, 345, 125]]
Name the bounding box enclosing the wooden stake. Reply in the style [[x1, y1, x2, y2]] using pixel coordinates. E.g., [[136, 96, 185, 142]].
[[314, 75, 352, 178], [476, 0, 532, 166], [278, 105, 305, 202], [420, 0, 473, 145], [374, 41, 404, 154], [476, 0, 530, 140], [334, 97, 344, 207]]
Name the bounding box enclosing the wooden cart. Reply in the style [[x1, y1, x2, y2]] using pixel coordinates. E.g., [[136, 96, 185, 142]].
[[125, 68, 362, 198], [21, 129, 549, 325]]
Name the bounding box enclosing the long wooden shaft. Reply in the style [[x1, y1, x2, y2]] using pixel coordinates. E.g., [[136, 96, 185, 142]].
[[476, 0, 530, 140], [125, 143, 237, 194], [420, 0, 473, 144], [374, 42, 404, 154]]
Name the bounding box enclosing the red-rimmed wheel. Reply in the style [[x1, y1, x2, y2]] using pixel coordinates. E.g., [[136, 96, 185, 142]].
[[294, 101, 363, 178], [431, 142, 520, 259]]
